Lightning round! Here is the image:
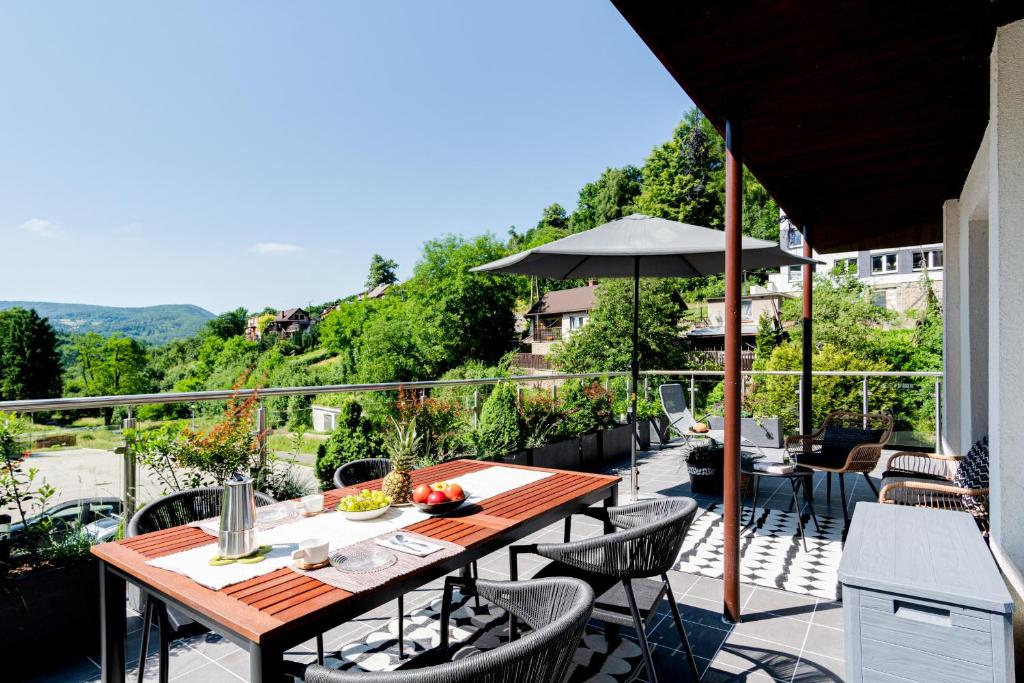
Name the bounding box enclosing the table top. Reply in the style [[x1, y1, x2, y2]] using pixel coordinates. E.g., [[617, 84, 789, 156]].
[[741, 463, 814, 478], [838, 502, 1012, 614], [92, 459, 619, 645]]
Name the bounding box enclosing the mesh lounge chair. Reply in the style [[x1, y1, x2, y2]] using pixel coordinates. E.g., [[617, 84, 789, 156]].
[[509, 497, 702, 683], [659, 383, 763, 455], [785, 411, 894, 527], [879, 436, 989, 531], [332, 458, 479, 659], [127, 487, 282, 683], [284, 576, 594, 683]]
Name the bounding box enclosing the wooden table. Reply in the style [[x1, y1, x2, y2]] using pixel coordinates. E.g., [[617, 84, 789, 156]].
[[92, 460, 620, 682]]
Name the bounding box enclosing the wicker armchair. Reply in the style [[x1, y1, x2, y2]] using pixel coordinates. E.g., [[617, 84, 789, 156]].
[[128, 487, 279, 683], [510, 497, 701, 683], [284, 576, 594, 683], [333, 458, 393, 489], [785, 411, 894, 526], [879, 447, 990, 531]]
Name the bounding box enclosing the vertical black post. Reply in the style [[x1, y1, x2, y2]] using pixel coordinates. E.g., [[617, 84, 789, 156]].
[[801, 224, 813, 435], [100, 561, 126, 683], [630, 256, 640, 501]]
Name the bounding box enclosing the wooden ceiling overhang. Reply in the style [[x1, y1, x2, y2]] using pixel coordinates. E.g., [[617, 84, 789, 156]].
[[612, 1, 1024, 252]]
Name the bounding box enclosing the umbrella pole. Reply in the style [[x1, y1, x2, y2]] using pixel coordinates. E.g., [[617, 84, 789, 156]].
[[630, 257, 640, 501]]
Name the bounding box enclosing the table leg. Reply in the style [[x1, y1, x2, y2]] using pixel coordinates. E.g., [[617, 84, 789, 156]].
[[249, 641, 284, 683], [603, 483, 619, 534], [789, 479, 808, 552], [100, 560, 127, 683]]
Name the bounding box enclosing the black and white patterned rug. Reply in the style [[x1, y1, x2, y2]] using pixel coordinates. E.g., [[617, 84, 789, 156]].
[[328, 590, 644, 681], [674, 504, 844, 600]]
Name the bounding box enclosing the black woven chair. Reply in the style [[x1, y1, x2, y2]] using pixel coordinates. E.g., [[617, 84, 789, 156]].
[[510, 497, 701, 683], [127, 487, 284, 683], [284, 576, 594, 683], [333, 458, 393, 489]]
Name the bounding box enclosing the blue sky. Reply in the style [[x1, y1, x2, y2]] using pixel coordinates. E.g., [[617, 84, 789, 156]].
[[0, 1, 690, 314]]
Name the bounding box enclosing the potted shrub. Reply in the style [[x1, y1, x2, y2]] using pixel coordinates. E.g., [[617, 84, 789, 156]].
[[684, 441, 724, 494], [0, 412, 101, 674]]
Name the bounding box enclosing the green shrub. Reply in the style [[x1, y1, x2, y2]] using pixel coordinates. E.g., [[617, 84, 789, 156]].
[[287, 394, 312, 431], [314, 399, 385, 487], [475, 382, 522, 458], [553, 380, 616, 439]]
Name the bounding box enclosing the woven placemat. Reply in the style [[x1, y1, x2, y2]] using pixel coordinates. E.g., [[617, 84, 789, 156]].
[[292, 532, 463, 594]]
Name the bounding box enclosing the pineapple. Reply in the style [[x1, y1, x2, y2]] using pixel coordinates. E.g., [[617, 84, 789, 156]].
[[382, 417, 419, 504]]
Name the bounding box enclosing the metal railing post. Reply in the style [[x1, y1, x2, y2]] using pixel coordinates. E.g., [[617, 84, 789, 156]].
[[643, 377, 650, 401], [516, 384, 522, 404], [472, 389, 481, 427], [862, 376, 869, 427], [798, 382, 804, 432], [689, 375, 697, 413], [256, 403, 267, 470], [122, 413, 137, 521], [551, 383, 557, 403], [604, 377, 610, 393], [935, 377, 943, 453]]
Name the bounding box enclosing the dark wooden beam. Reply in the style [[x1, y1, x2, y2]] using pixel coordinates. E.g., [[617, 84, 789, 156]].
[[723, 117, 742, 624]]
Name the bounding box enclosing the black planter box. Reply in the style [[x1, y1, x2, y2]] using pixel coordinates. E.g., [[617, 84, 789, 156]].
[[649, 415, 671, 446], [707, 416, 784, 448], [601, 424, 633, 463], [502, 451, 530, 466], [638, 419, 652, 449], [580, 432, 601, 472], [0, 557, 101, 675], [531, 438, 582, 470]]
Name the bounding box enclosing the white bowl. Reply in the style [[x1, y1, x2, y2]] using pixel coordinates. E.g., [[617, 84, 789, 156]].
[[339, 504, 392, 521]]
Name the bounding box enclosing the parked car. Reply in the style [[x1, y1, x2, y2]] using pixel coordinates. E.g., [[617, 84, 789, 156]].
[[9, 497, 123, 541], [83, 514, 122, 544]]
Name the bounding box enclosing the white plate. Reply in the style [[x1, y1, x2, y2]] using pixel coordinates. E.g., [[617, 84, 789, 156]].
[[330, 546, 397, 573], [338, 504, 392, 521], [256, 505, 291, 526]]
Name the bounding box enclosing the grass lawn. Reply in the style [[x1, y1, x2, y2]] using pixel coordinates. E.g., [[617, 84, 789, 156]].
[[267, 431, 325, 455]]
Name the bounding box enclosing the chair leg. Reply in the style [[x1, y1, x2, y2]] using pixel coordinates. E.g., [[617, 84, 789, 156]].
[[137, 597, 153, 683], [623, 579, 658, 683], [471, 561, 480, 610], [862, 472, 879, 498], [316, 634, 324, 665], [398, 594, 405, 659], [662, 574, 701, 681], [826, 472, 832, 504], [155, 601, 170, 683], [838, 473, 849, 528]]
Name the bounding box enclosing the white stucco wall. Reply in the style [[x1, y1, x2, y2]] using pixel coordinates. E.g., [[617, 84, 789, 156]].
[[942, 198, 962, 454]]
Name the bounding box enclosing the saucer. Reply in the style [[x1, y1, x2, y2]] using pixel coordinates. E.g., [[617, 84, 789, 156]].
[[302, 508, 325, 517], [295, 558, 330, 570]]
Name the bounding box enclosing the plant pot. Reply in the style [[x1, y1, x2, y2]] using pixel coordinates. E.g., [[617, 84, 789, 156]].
[[685, 445, 725, 495], [707, 416, 784, 448], [638, 420, 652, 450], [580, 432, 601, 472], [0, 557, 100, 675], [531, 438, 582, 470], [649, 415, 671, 446], [601, 424, 633, 463]]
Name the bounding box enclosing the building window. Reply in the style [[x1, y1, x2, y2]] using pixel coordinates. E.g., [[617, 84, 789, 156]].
[[872, 289, 898, 310], [787, 229, 804, 249], [568, 314, 588, 330], [788, 266, 802, 282], [834, 258, 858, 275], [913, 249, 943, 271], [741, 300, 753, 321], [871, 253, 898, 274]]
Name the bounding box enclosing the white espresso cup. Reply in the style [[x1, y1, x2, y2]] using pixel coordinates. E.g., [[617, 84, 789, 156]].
[[292, 537, 329, 565], [301, 493, 325, 514]]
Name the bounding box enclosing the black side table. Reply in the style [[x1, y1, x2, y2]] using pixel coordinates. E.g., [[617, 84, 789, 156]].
[[741, 463, 820, 550]]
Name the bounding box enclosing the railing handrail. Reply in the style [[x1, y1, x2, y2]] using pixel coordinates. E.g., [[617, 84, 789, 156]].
[[0, 368, 941, 414]]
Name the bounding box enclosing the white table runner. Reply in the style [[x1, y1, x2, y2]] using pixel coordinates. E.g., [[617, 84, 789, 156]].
[[147, 465, 552, 590]]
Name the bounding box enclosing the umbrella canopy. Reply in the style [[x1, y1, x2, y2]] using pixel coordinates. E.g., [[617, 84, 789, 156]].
[[471, 213, 816, 501], [471, 214, 813, 278]]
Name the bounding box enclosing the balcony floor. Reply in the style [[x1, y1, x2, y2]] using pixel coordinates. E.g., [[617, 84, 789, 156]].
[[32, 442, 883, 682]]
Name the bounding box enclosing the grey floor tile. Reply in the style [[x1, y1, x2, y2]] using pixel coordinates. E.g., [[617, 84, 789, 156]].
[[792, 648, 846, 682], [712, 633, 802, 681], [800, 623, 845, 660], [730, 612, 810, 650], [22, 657, 101, 683], [686, 575, 755, 604], [744, 587, 819, 622], [810, 601, 844, 630]]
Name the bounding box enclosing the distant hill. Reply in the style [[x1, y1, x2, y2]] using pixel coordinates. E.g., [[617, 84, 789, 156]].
[[0, 301, 215, 345]]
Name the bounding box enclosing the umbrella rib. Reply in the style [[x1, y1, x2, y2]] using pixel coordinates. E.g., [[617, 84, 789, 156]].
[[559, 255, 590, 280], [677, 253, 701, 277]]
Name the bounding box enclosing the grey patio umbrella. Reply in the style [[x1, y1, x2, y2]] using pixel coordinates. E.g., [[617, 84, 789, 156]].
[[472, 213, 815, 500]]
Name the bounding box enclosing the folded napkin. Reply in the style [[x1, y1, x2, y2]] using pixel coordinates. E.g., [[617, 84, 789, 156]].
[[375, 532, 444, 557]]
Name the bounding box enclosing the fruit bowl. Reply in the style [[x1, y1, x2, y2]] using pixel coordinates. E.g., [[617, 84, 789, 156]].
[[340, 504, 392, 521], [412, 491, 469, 515]]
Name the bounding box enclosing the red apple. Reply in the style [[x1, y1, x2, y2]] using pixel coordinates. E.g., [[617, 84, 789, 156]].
[[445, 483, 464, 501], [412, 484, 432, 504], [426, 490, 448, 505]]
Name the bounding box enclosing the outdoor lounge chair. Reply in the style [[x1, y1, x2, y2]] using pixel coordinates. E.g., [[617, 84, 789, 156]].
[[879, 436, 989, 531], [659, 382, 763, 455], [284, 576, 594, 683], [127, 487, 287, 683], [785, 411, 894, 527], [509, 497, 702, 682]]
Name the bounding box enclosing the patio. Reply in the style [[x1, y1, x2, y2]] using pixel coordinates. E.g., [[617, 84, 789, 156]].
[[32, 442, 878, 683]]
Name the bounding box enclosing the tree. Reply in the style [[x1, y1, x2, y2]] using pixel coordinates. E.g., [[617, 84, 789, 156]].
[[569, 166, 643, 232], [71, 333, 151, 423], [753, 313, 780, 371], [206, 307, 248, 340], [551, 279, 693, 373], [366, 254, 399, 289], [475, 382, 522, 457], [0, 308, 63, 401], [314, 400, 384, 487]]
